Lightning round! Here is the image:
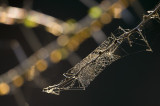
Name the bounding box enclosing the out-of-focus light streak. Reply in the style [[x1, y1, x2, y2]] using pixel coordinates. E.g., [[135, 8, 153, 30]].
[[0, 6, 64, 36], [11, 40, 27, 63], [20, 25, 42, 51], [46, 22, 63, 36]]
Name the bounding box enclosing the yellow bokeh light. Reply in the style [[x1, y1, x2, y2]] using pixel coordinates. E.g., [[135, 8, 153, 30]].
[[111, 2, 124, 18], [90, 20, 103, 32], [24, 16, 38, 28], [13, 75, 24, 87], [79, 27, 91, 39], [46, 22, 63, 36], [63, 19, 77, 33], [65, 27, 91, 52], [113, 7, 123, 18], [74, 33, 84, 43], [35, 59, 48, 72], [25, 66, 35, 81], [57, 35, 69, 46], [66, 38, 80, 51], [89, 6, 102, 19], [100, 12, 112, 24], [60, 48, 69, 59], [66, 19, 76, 24], [50, 50, 62, 63], [0, 82, 10, 96]]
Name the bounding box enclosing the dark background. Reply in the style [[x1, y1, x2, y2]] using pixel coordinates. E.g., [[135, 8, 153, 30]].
[[0, 0, 160, 106]]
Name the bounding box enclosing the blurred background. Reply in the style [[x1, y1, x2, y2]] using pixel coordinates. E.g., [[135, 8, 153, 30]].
[[0, 0, 160, 106]]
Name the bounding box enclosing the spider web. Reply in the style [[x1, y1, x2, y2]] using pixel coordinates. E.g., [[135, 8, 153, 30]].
[[43, 3, 160, 95]]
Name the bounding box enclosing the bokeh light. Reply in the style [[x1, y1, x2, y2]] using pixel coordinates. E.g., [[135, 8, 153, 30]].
[[13, 75, 24, 87], [24, 16, 38, 28], [63, 19, 77, 33], [100, 12, 112, 24], [35, 59, 48, 72], [46, 22, 63, 36], [0, 82, 10, 96], [57, 35, 69, 46], [25, 66, 36, 81], [89, 6, 102, 19], [50, 50, 62, 63], [90, 20, 103, 32]]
